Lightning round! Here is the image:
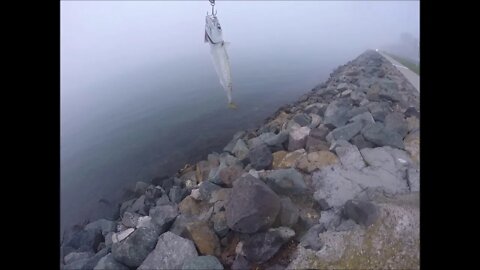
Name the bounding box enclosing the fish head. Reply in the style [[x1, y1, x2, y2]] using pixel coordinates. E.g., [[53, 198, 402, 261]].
[[205, 15, 223, 44]]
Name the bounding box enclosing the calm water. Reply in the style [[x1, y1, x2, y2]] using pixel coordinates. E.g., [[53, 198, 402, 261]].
[[61, 1, 419, 234]]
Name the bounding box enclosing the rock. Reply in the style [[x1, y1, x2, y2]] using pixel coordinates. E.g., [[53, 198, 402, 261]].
[[309, 113, 322, 128], [278, 149, 306, 168], [64, 251, 94, 265], [309, 126, 330, 141], [293, 114, 311, 127], [209, 188, 232, 204], [305, 135, 330, 152], [169, 186, 188, 204], [138, 232, 198, 270], [63, 258, 91, 270], [243, 227, 295, 263], [385, 112, 408, 138], [367, 102, 391, 122], [112, 226, 159, 268], [343, 200, 379, 227], [186, 221, 221, 256], [195, 160, 211, 183], [279, 197, 299, 227], [226, 174, 281, 233], [179, 196, 211, 217], [134, 181, 149, 196], [272, 151, 288, 169], [350, 134, 376, 150], [324, 99, 353, 128], [406, 116, 419, 133], [182, 255, 224, 270], [208, 153, 221, 167], [341, 89, 352, 96], [111, 228, 135, 244], [299, 224, 326, 251], [328, 121, 364, 142], [288, 126, 311, 151], [121, 212, 140, 228], [94, 253, 129, 270], [404, 131, 420, 165], [155, 194, 171, 206], [232, 139, 249, 160], [379, 82, 402, 102], [351, 89, 367, 104], [297, 151, 339, 173], [190, 189, 201, 200], [362, 122, 405, 149], [198, 180, 221, 200], [219, 152, 242, 167], [224, 131, 246, 153], [335, 219, 359, 232], [408, 167, 420, 192], [346, 106, 370, 119], [404, 107, 420, 118], [136, 216, 154, 229], [248, 143, 273, 170], [128, 195, 147, 215], [297, 207, 320, 231], [219, 164, 244, 187], [212, 211, 229, 237], [159, 177, 174, 194], [334, 142, 366, 170], [360, 147, 398, 175], [336, 83, 349, 91], [169, 214, 197, 236], [348, 111, 375, 125], [231, 255, 251, 270], [105, 232, 114, 248], [266, 168, 307, 195], [149, 204, 179, 233], [64, 228, 103, 253], [84, 219, 116, 237]]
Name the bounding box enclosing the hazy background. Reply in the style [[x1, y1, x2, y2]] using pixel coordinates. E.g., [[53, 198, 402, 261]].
[[61, 1, 419, 235]]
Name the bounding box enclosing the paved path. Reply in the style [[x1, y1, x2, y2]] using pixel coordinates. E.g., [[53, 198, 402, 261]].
[[378, 51, 420, 92]]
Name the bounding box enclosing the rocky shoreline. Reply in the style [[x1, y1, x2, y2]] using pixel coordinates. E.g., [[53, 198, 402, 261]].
[[60, 49, 420, 270]]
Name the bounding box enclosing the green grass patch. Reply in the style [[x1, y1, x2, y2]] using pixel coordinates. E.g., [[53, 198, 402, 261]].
[[382, 51, 420, 76]]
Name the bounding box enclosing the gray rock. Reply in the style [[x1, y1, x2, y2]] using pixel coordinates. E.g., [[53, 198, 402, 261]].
[[169, 214, 197, 236], [288, 126, 310, 151], [266, 168, 307, 195], [324, 99, 353, 128], [63, 258, 91, 270], [232, 139, 249, 160], [198, 180, 222, 200], [79, 248, 111, 270], [182, 255, 224, 270], [279, 197, 299, 227], [112, 227, 159, 268], [145, 185, 162, 202], [349, 111, 375, 125], [350, 134, 376, 150], [379, 82, 402, 102], [138, 232, 198, 270], [299, 224, 326, 251], [362, 122, 405, 149], [224, 131, 246, 153], [293, 114, 311, 127], [329, 121, 364, 142], [360, 147, 397, 174], [169, 186, 188, 204], [243, 227, 295, 263], [405, 107, 420, 118], [212, 211, 229, 238], [367, 102, 391, 122], [84, 219, 116, 237], [94, 253, 129, 270], [63, 228, 103, 253], [155, 194, 171, 206], [121, 212, 140, 228], [149, 204, 179, 233], [334, 142, 366, 170], [64, 251, 94, 265], [248, 143, 273, 170], [337, 83, 349, 91], [335, 219, 359, 232], [309, 126, 330, 141], [119, 199, 136, 217], [129, 195, 147, 215], [343, 200, 379, 227], [385, 112, 409, 138], [134, 181, 149, 196], [305, 136, 330, 152], [346, 106, 370, 119], [231, 255, 251, 270], [407, 167, 420, 192], [226, 174, 281, 234]]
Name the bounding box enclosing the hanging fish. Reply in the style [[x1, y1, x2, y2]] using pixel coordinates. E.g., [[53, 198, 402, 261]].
[[205, 12, 236, 109]]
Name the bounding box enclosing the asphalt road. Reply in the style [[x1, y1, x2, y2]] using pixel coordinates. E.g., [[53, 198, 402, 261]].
[[378, 51, 420, 92]]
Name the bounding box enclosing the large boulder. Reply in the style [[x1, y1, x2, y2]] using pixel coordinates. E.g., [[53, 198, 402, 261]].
[[384, 112, 409, 138], [242, 227, 295, 263], [265, 168, 307, 195], [323, 99, 353, 128], [279, 197, 299, 227], [138, 232, 198, 270], [182, 256, 224, 270], [93, 253, 129, 270], [111, 227, 159, 268], [149, 204, 179, 233], [288, 126, 311, 151], [186, 221, 221, 256], [226, 174, 281, 233], [361, 122, 405, 149], [248, 143, 273, 170]]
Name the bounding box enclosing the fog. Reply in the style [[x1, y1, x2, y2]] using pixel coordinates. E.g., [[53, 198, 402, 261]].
[[60, 1, 419, 233]]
